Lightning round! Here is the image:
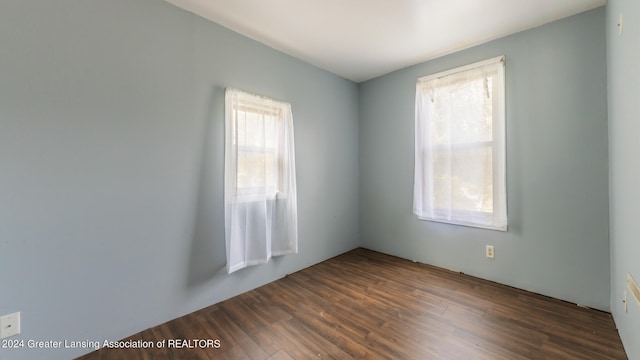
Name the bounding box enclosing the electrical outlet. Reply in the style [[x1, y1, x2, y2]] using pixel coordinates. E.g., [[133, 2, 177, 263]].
[[486, 245, 495, 259], [0, 312, 21, 339]]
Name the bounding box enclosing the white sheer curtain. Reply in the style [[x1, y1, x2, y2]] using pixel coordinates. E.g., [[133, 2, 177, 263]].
[[414, 56, 507, 231], [224, 88, 298, 273]]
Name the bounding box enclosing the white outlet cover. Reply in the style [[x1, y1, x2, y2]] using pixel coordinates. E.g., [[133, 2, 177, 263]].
[[0, 312, 21, 339], [486, 245, 495, 259]]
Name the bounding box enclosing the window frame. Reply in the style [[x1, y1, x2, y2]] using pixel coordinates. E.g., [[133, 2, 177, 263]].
[[226, 90, 291, 203], [414, 56, 507, 231]]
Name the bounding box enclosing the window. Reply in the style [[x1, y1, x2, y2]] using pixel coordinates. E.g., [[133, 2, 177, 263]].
[[232, 101, 284, 199], [413, 56, 507, 231], [224, 88, 298, 273], [225, 89, 295, 201]]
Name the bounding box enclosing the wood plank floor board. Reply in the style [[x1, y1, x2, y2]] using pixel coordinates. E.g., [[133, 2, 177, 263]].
[[450, 327, 537, 360], [444, 307, 543, 359], [284, 305, 361, 358], [77, 248, 627, 359], [265, 349, 296, 360], [205, 344, 251, 360], [204, 303, 267, 358]]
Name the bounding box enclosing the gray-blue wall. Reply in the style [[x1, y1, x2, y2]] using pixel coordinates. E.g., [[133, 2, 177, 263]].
[[607, 0, 640, 358], [359, 8, 610, 311], [0, 1, 359, 359], [2, 1, 633, 359]]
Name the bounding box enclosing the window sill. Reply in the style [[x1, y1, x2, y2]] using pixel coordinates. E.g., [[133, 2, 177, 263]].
[[415, 210, 507, 232], [230, 192, 288, 204]]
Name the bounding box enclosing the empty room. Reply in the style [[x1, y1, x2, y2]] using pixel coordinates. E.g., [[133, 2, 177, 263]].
[[1, 0, 638, 359]]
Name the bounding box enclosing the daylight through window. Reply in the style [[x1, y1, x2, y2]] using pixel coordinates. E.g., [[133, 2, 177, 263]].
[[413, 56, 507, 231]]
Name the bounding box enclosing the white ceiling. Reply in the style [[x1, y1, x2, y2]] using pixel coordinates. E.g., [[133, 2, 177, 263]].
[[165, 0, 606, 82]]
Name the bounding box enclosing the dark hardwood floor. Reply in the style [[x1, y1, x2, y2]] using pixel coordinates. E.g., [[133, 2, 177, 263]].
[[77, 248, 627, 359]]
